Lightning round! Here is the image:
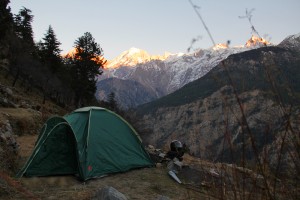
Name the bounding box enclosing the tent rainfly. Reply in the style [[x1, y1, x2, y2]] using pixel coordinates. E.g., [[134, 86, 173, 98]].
[[17, 107, 153, 181]]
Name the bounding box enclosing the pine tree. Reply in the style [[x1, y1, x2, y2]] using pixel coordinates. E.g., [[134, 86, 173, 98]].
[[14, 7, 35, 52], [68, 32, 105, 106], [108, 92, 118, 111], [38, 25, 62, 73], [0, 0, 13, 42]]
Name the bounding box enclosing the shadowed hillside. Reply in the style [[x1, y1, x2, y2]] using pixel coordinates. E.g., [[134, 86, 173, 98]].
[[134, 43, 300, 183], [136, 46, 300, 115]]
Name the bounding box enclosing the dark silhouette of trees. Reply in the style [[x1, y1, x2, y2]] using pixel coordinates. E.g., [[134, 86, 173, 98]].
[[37, 25, 62, 73], [14, 7, 35, 53], [108, 92, 118, 112], [66, 32, 105, 107], [0, 0, 14, 72], [6, 7, 35, 87], [1, 3, 105, 108], [36, 26, 64, 103], [0, 0, 13, 43]]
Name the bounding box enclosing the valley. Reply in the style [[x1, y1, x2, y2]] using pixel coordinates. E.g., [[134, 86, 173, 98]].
[[97, 34, 300, 178]]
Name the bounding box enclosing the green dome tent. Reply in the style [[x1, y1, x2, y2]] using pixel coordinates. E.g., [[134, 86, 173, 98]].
[[17, 107, 153, 181]]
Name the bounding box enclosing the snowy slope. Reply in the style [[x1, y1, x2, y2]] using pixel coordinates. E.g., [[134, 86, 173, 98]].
[[96, 35, 276, 108], [278, 32, 300, 51]]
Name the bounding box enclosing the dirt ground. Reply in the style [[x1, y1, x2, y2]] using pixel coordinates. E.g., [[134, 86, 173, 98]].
[[7, 134, 213, 200], [2, 134, 294, 199]]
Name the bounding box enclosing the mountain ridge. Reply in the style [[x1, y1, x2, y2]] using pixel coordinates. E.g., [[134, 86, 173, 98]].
[[96, 35, 273, 109], [104, 35, 271, 70]]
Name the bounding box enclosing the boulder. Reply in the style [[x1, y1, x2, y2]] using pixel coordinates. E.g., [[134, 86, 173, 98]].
[[92, 186, 128, 200], [157, 195, 170, 200], [0, 120, 19, 152]]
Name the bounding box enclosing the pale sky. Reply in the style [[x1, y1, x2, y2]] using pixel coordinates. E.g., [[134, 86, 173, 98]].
[[9, 0, 300, 60]]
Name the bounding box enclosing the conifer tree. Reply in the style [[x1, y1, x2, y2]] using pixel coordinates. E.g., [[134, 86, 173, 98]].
[[38, 25, 62, 73], [68, 32, 105, 106], [0, 0, 13, 42], [108, 92, 118, 112], [14, 7, 35, 52]]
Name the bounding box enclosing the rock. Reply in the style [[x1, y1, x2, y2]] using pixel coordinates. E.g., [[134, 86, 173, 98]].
[[92, 186, 128, 200], [5, 120, 12, 133], [0, 85, 13, 102], [19, 101, 31, 109], [209, 168, 220, 177], [0, 97, 17, 108], [0, 120, 19, 152], [148, 144, 155, 150], [5, 87, 13, 96], [157, 195, 170, 200]]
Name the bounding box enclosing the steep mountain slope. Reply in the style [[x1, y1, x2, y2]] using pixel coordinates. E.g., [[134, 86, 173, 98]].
[[96, 36, 271, 109], [137, 46, 300, 113], [134, 34, 300, 175], [95, 78, 157, 109]]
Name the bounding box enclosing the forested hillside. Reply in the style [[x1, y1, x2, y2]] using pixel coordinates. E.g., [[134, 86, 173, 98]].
[[1, 0, 105, 108]]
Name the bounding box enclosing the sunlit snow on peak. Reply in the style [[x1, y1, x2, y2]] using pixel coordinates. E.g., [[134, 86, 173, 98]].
[[212, 43, 229, 50], [245, 35, 271, 47], [105, 47, 173, 69]]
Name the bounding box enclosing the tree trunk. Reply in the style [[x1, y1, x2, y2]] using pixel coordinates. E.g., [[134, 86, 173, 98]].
[[43, 92, 46, 104], [42, 78, 49, 104], [12, 66, 20, 87]]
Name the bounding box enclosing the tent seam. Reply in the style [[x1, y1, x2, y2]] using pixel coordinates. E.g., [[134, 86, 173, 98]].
[[87, 108, 92, 147]]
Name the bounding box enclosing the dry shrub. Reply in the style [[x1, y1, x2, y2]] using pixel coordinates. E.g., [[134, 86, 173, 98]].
[[0, 140, 18, 197], [0, 172, 39, 200], [0, 141, 39, 199], [0, 140, 18, 173]]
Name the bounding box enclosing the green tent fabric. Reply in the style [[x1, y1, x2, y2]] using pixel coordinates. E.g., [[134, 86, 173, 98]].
[[17, 107, 153, 181]]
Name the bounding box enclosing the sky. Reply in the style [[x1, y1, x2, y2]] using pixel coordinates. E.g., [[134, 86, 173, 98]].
[[9, 0, 300, 60]]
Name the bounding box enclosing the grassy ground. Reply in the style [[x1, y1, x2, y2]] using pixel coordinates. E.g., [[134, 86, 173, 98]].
[[9, 134, 282, 200], [4, 135, 209, 200]]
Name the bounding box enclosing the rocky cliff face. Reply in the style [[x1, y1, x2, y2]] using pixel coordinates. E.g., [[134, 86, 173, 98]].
[[137, 88, 283, 159], [95, 78, 157, 109]]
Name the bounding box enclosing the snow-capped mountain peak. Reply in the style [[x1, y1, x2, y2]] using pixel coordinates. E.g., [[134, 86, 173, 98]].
[[212, 43, 229, 50], [127, 47, 143, 55], [278, 32, 300, 51], [95, 35, 283, 109], [105, 47, 172, 69], [245, 35, 271, 48], [105, 47, 150, 69], [99, 35, 273, 83]]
